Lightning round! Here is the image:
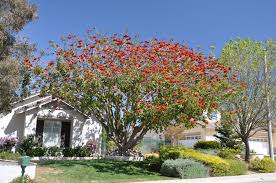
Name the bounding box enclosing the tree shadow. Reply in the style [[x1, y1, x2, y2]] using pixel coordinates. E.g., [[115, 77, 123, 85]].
[[39, 159, 157, 176]]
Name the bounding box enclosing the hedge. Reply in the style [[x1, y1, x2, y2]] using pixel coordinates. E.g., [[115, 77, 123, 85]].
[[193, 141, 221, 150], [160, 146, 247, 176], [250, 157, 276, 173], [160, 159, 208, 179]]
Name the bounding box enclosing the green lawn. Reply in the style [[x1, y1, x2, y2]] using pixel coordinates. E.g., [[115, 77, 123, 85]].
[[35, 159, 171, 183]]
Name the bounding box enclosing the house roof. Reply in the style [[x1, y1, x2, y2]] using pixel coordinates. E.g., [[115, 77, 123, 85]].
[[13, 93, 89, 118]]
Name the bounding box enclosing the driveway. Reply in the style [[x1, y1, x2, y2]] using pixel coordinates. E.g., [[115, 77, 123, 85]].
[[131, 173, 276, 183]]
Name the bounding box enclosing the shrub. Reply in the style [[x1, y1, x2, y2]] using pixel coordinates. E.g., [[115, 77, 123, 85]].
[[143, 155, 163, 172], [46, 146, 62, 157], [74, 146, 90, 157], [144, 153, 159, 158], [9, 175, 34, 183], [0, 136, 17, 152], [0, 151, 20, 160], [250, 157, 276, 173], [31, 147, 46, 157], [160, 146, 229, 176], [160, 159, 209, 179], [159, 146, 186, 160], [217, 149, 240, 159], [62, 147, 75, 157], [85, 139, 98, 155], [226, 159, 247, 175], [17, 135, 39, 156], [194, 141, 221, 150]]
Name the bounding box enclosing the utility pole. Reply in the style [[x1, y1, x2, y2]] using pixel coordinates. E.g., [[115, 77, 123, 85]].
[[264, 53, 274, 161]]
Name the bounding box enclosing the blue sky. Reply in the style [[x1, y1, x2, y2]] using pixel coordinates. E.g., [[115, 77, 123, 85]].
[[23, 0, 276, 56]]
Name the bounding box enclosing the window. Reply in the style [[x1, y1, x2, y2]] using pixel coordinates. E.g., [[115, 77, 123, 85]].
[[183, 135, 201, 140], [249, 138, 268, 142], [43, 120, 62, 147]]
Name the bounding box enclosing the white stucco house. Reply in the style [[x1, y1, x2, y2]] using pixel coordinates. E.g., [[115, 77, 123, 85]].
[[178, 112, 276, 155], [0, 94, 102, 152]]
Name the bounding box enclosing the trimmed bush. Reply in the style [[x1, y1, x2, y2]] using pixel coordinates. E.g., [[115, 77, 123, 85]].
[[74, 146, 90, 157], [250, 157, 276, 173], [143, 155, 163, 172], [46, 146, 62, 156], [17, 135, 39, 156], [160, 159, 208, 179], [62, 147, 75, 157], [0, 151, 20, 160], [193, 141, 221, 150], [9, 175, 34, 183], [31, 147, 46, 157], [159, 146, 186, 160], [217, 149, 240, 159], [159, 146, 248, 176]]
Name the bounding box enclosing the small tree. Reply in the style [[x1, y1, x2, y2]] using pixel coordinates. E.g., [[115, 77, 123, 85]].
[[31, 32, 233, 155], [221, 38, 276, 162], [214, 120, 242, 150]]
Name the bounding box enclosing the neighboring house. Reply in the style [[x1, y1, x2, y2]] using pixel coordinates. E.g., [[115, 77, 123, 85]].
[[0, 94, 102, 153], [178, 113, 276, 155]]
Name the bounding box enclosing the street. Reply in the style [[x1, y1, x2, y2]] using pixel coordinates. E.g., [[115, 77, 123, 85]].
[[131, 173, 276, 183]]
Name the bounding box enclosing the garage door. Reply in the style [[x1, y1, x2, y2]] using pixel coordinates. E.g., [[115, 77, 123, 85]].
[[249, 138, 268, 155]]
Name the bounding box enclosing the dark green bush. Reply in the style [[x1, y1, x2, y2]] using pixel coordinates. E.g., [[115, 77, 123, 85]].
[[74, 146, 90, 157], [46, 146, 62, 156], [62, 147, 75, 157], [193, 141, 221, 150], [0, 151, 20, 160], [17, 135, 38, 156], [250, 157, 276, 173], [31, 147, 46, 157], [226, 159, 247, 175], [9, 175, 34, 183], [143, 156, 163, 172], [160, 159, 209, 179], [217, 149, 240, 159]]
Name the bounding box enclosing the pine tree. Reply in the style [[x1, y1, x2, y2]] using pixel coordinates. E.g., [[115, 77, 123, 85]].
[[214, 121, 242, 150]]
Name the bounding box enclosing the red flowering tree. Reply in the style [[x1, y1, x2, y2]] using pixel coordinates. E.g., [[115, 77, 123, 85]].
[[30, 32, 233, 155]]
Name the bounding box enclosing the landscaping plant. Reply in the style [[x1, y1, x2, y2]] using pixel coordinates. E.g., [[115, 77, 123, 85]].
[[31, 31, 234, 155], [160, 159, 208, 179], [160, 146, 247, 176], [193, 141, 221, 150], [250, 157, 276, 173]]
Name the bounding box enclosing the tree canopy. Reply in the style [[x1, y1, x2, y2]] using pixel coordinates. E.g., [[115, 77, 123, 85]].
[[31, 32, 233, 155], [221, 38, 276, 162], [0, 0, 37, 112]]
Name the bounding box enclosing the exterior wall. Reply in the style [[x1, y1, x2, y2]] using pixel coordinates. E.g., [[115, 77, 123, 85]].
[[0, 111, 25, 142], [24, 108, 38, 136], [37, 108, 102, 152]]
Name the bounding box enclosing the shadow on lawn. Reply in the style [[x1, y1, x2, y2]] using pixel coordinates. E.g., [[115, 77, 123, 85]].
[[39, 159, 156, 176]]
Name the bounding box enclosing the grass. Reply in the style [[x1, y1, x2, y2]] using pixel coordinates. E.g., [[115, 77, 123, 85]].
[[35, 159, 171, 183]]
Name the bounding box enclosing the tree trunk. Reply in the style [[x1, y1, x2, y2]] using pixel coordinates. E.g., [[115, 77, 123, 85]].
[[244, 139, 250, 162]]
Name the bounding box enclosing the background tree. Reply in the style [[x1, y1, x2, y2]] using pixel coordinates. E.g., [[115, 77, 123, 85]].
[[214, 117, 242, 150], [164, 124, 186, 146], [0, 0, 37, 112], [221, 38, 276, 162], [32, 32, 233, 155]]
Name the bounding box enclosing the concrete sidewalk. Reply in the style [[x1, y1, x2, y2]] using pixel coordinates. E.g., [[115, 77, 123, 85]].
[[131, 173, 276, 183]]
